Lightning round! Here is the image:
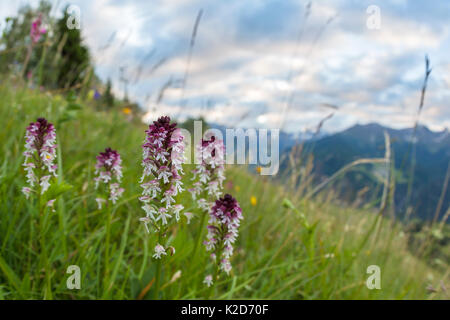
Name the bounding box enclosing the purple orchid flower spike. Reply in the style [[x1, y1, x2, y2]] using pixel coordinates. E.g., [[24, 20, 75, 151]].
[[204, 193, 243, 280], [30, 15, 47, 44], [138, 116, 186, 257], [22, 118, 57, 198], [94, 147, 124, 209]]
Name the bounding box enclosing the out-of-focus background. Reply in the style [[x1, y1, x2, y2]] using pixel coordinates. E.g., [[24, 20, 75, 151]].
[[2, 1, 450, 130]]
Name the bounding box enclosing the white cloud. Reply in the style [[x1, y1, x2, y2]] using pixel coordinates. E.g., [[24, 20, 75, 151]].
[[1, 0, 449, 133]]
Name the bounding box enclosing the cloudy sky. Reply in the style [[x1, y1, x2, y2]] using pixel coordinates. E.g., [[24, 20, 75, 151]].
[[1, 0, 450, 133]]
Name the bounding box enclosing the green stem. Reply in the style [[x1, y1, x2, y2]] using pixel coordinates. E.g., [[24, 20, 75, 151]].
[[192, 210, 207, 261], [37, 188, 51, 299], [27, 202, 34, 278], [188, 210, 207, 293], [103, 205, 113, 296], [21, 44, 32, 79], [153, 229, 164, 300], [37, 41, 48, 86], [206, 235, 225, 299], [39, 217, 51, 298], [206, 253, 221, 299]]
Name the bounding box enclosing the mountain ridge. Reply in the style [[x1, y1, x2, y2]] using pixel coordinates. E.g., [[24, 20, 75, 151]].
[[286, 122, 449, 221]]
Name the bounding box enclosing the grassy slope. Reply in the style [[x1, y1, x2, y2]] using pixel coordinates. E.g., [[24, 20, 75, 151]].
[[0, 85, 448, 299]]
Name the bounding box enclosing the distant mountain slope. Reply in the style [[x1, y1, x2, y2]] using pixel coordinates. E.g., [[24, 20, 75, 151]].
[[294, 123, 450, 221]]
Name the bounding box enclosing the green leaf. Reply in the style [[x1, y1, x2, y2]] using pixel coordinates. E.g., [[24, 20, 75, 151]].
[[282, 198, 295, 210], [67, 103, 82, 111], [103, 215, 131, 298], [46, 181, 73, 200], [0, 254, 22, 296]]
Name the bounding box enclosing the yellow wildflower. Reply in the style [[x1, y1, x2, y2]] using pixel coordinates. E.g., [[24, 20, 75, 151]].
[[87, 89, 94, 100]]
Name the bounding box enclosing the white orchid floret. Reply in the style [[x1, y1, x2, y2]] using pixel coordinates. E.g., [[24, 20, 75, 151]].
[[139, 217, 151, 233], [109, 183, 124, 204], [188, 181, 202, 201], [142, 204, 157, 220], [141, 179, 161, 199], [184, 212, 194, 224], [220, 259, 232, 274], [156, 207, 172, 225], [24, 162, 37, 186], [153, 244, 167, 259], [223, 245, 234, 259], [46, 199, 56, 212], [140, 205, 158, 234], [40, 175, 51, 194], [95, 198, 106, 210], [22, 187, 32, 199], [155, 149, 170, 163], [198, 198, 210, 212], [157, 166, 172, 184], [206, 181, 221, 198], [203, 275, 213, 287], [172, 204, 184, 221], [161, 186, 176, 208], [174, 179, 184, 195]]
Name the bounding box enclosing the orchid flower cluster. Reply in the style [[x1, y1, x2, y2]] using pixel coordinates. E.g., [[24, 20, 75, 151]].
[[22, 118, 57, 199], [190, 134, 225, 211], [138, 116, 186, 258], [21, 114, 245, 294], [94, 147, 124, 209], [30, 15, 47, 44], [204, 194, 243, 286]]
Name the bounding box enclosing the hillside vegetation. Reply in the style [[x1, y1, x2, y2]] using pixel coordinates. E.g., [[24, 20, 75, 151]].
[[296, 123, 450, 221], [0, 84, 448, 299]]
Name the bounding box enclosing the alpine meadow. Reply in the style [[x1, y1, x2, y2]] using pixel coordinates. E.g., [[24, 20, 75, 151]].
[[0, 0, 448, 301]]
